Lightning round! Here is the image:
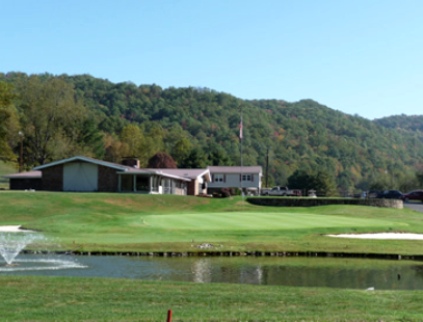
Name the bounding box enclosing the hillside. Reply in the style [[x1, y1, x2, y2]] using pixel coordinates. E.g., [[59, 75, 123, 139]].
[[1, 72, 423, 195], [0, 161, 16, 189], [374, 114, 423, 133]]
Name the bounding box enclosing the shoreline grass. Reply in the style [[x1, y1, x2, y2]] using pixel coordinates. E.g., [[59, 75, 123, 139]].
[[1, 276, 423, 321]]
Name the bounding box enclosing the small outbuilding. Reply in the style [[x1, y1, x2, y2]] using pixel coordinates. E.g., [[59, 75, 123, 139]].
[[3, 171, 42, 191]]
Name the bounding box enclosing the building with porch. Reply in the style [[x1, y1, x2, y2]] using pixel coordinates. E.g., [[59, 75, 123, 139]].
[[5, 156, 211, 195]]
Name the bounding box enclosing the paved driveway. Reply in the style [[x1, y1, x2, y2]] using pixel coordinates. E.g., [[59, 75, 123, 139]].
[[404, 201, 423, 213]]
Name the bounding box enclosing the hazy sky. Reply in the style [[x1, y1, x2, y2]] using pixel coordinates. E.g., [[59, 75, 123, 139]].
[[2, 0, 422, 120]]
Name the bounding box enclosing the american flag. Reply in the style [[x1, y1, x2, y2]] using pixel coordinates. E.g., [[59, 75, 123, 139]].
[[239, 118, 243, 139]]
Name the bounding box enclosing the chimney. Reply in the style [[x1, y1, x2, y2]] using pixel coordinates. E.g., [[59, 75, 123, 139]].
[[121, 157, 140, 168]]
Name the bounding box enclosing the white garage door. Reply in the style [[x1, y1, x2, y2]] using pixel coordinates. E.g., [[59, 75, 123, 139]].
[[63, 162, 98, 191]]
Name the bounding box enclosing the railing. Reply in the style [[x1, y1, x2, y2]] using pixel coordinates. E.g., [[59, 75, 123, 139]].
[[162, 187, 186, 195]]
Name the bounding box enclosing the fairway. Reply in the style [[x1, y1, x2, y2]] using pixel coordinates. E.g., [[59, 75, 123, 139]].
[[144, 212, 396, 230], [0, 192, 420, 254]]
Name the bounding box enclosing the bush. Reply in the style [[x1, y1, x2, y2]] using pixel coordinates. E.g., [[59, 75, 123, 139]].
[[220, 188, 231, 198]]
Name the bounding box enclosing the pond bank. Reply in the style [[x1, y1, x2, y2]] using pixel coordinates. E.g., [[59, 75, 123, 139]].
[[21, 249, 423, 261]]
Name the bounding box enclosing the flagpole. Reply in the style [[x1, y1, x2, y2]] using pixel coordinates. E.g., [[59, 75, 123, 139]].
[[240, 107, 243, 199]]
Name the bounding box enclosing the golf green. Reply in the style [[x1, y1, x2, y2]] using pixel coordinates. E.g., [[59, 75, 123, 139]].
[[144, 212, 397, 230]]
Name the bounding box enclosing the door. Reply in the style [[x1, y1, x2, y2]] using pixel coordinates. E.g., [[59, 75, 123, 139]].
[[63, 162, 98, 191]]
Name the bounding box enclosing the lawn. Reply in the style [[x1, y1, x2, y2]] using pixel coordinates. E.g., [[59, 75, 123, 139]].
[[1, 192, 423, 321], [144, 211, 394, 230], [0, 191, 421, 255], [1, 276, 423, 321]]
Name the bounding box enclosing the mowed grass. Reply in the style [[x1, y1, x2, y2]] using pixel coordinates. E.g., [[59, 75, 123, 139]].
[[144, 211, 394, 230], [2, 276, 423, 321], [0, 191, 421, 254], [2, 192, 423, 321]]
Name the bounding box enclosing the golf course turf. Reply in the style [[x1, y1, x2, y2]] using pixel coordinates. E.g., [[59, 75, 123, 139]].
[[1, 191, 423, 321]]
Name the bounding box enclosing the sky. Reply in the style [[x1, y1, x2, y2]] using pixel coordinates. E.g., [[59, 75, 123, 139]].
[[1, 0, 422, 120]]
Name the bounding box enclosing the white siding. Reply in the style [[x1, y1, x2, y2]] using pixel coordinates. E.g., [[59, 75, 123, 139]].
[[208, 172, 261, 189]]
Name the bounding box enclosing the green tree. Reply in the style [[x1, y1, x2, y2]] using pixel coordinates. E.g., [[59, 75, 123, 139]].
[[3, 72, 423, 193], [170, 136, 192, 166], [104, 134, 125, 163], [208, 143, 233, 166], [76, 119, 105, 158], [165, 124, 192, 166], [0, 82, 17, 162], [17, 76, 88, 165], [120, 124, 143, 157], [287, 170, 313, 191], [416, 172, 423, 187], [287, 170, 337, 196], [179, 147, 209, 168], [119, 123, 169, 167], [314, 171, 338, 197], [368, 170, 393, 191]]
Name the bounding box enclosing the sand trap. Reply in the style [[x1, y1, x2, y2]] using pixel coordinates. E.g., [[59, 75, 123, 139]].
[[0, 225, 32, 232], [328, 233, 423, 240]]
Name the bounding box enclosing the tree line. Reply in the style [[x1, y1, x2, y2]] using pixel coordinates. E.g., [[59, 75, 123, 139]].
[[1, 72, 423, 196]]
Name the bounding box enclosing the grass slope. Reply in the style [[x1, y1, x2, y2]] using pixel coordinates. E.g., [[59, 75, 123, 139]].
[[0, 191, 421, 254]]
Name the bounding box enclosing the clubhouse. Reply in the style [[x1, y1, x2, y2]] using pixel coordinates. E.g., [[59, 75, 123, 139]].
[[4, 156, 262, 196]]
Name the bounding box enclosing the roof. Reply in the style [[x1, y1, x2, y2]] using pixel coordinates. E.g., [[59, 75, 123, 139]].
[[152, 169, 211, 182], [119, 168, 192, 181], [207, 166, 262, 174], [18, 156, 212, 182], [33, 156, 128, 171], [3, 171, 42, 179]]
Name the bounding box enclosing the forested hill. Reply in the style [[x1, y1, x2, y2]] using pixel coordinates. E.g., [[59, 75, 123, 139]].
[[1, 72, 423, 195], [374, 114, 423, 133]]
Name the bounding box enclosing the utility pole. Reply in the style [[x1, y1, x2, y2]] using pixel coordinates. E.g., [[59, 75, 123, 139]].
[[240, 107, 243, 198], [265, 147, 269, 187], [18, 131, 24, 172]]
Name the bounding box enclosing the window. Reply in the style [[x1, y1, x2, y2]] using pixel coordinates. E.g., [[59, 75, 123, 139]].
[[242, 174, 253, 181], [214, 174, 224, 182]]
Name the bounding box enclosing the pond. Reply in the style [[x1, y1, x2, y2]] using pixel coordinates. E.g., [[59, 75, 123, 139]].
[[2, 254, 423, 290]]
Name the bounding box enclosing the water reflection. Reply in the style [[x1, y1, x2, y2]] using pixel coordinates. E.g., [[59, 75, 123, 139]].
[[192, 258, 212, 283], [2, 254, 423, 290]]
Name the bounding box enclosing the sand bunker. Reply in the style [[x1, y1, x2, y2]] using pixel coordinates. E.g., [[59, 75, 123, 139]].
[[328, 233, 423, 240], [0, 225, 30, 232], [1, 226, 423, 240]]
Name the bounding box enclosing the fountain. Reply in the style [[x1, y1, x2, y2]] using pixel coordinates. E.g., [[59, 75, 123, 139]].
[[0, 226, 85, 272], [0, 231, 41, 265]]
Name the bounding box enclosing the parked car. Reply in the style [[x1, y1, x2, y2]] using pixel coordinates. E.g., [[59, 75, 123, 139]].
[[261, 186, 302, 196], [377, 190, 403, 199], [367, 190, 382, 198], [402, 190, 423, 202]]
